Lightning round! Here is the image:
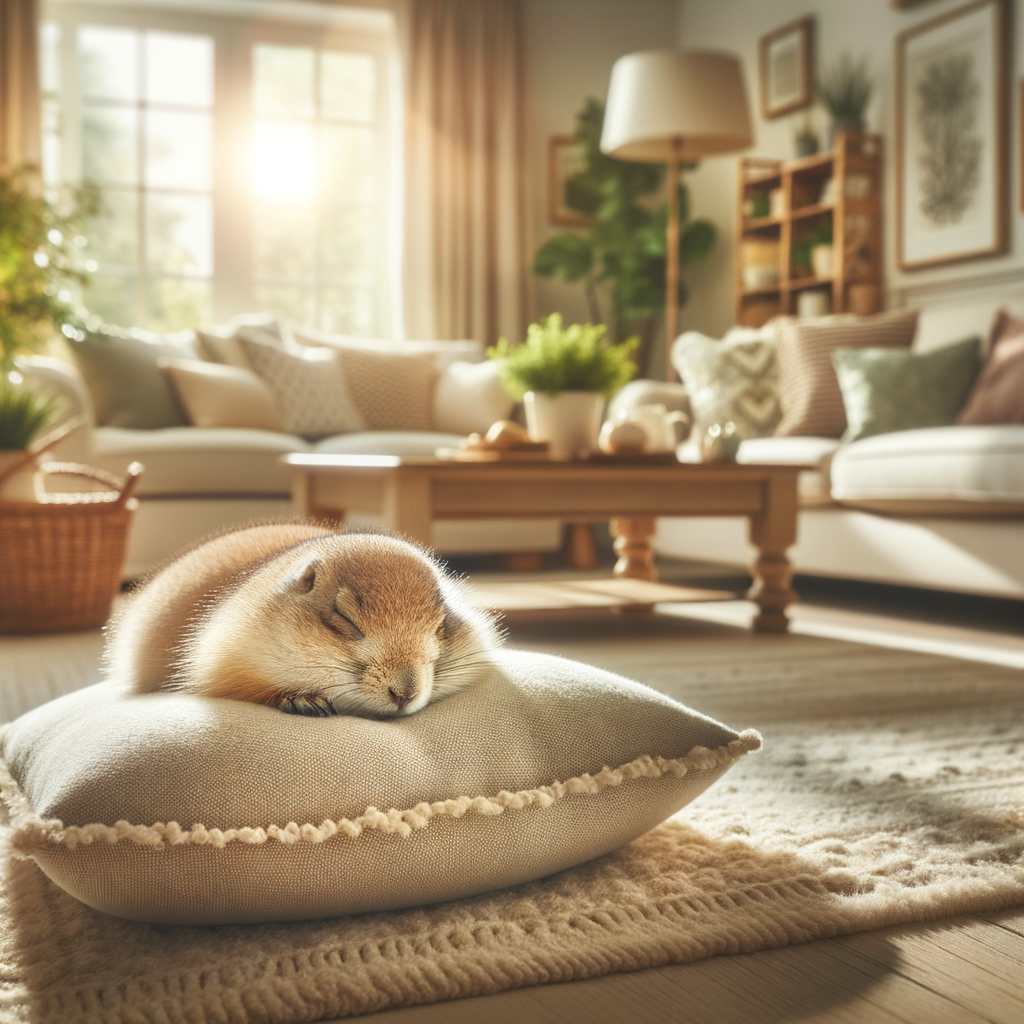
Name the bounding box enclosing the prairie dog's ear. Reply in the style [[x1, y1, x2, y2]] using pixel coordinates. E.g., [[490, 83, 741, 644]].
[[283, 556, 319, 595]]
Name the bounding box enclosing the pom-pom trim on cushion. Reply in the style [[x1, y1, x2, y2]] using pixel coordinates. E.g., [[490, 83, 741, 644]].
[[0, 732, 761, 853]]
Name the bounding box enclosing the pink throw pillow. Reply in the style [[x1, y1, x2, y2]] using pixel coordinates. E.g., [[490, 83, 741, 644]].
[[957, 310, 1024, 425]]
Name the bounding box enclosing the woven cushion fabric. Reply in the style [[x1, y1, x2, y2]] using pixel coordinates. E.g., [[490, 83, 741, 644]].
[[330, 343, 439, 431], [672, 328, 780, 439], [67, 328, 200, 429], [957, 311, 1024, 426], [196, 316, 284, 368], [773, 310, 919, 437], [158, 358, 286, 432], [832, 337, 982, 442], [238, 332, 366, 438], [0, 651, 759, 926]]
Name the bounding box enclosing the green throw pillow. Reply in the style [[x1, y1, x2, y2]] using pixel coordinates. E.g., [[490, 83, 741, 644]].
[[832, 336, 982, 443], [69, 329, 200, 429]]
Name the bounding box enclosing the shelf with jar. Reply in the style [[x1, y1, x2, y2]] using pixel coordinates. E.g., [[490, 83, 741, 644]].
[[735, 132, 882, 327]]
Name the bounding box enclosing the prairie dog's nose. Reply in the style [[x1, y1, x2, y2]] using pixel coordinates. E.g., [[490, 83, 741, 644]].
[[387, 665, 430, 712]]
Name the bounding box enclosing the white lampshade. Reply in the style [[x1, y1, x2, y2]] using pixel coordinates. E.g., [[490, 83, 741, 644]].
[[601, 50, 753, 162]]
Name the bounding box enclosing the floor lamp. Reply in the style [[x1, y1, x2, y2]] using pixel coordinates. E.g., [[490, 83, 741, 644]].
[[601, 50, 753, 381]]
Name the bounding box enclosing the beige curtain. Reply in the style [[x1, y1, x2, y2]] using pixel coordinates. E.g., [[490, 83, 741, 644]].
[[403, 0, 527, 346], [0, 0, 40, 170]]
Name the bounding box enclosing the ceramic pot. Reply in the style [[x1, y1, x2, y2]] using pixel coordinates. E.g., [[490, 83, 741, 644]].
[[524, 391, 605, 459], [0, 450, 40, 502], [811, 243, 834, 280], [795, 134, 818, 158]]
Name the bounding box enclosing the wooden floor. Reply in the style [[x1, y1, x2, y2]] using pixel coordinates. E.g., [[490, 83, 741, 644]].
[[361, 563, 1024, 1024]]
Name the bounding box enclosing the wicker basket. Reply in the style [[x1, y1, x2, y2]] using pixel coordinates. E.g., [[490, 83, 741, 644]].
[[0, 458, 142, 634]]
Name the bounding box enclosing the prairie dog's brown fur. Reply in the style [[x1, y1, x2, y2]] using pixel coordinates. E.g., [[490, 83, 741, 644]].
[[106, 523, 502, 717]]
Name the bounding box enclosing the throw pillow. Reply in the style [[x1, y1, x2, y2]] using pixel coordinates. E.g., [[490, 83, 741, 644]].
[[957, 311, 1024, 426], [832, 336, 983, 442], [433, 360, 515, 435], [196, 316, 284, 369], [672, 327, 780, 439], [773, 309, 919, 437], [67, 328, 200, 429], [293, 329, 484, 372], [237, 332, 365, 438], [158, 357, 286, 432], [330, 344, 439, 431], [0, 650, 760, 925]]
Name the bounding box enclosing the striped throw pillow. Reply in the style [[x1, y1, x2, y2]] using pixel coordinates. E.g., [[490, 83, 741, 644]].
[[774, 310, 919, 437]]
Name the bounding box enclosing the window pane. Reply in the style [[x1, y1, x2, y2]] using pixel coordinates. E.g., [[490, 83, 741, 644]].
[[321, 52, 375, 123], [319, 125, 374, 204], [252, 121, 315, 201], [253, 45, 314, 118], [87, 189, 138, 268], [320, 287, 374, 335], [146, 277, 211, 331], [147, 193, 212, 276], [254, 199, 315, 280], [146, 110, 212, 191], [83, 106, 136, 184], [320, 205, 374, 286], [84, 273, 139, 327], [42, 98, 61, 187], [41, 22, 61, 94], [79, 26, 137, 101], [145, 32, 213, 108], [253, 284, 315, 327]]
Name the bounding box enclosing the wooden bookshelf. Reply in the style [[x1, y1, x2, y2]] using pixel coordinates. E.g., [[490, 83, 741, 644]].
[[735, 133, 883, 327]]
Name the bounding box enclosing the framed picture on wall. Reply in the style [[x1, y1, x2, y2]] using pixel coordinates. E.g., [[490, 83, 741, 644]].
[[758, 17, 814, 119], [548, 135, 590, 226], [895, 0, 1009, 270]]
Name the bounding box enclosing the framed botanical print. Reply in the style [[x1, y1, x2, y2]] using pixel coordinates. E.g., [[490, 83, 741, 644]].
[[758, 17, 814, 120], [895, 0, 1009, 269], [547, 135, 589, 227]]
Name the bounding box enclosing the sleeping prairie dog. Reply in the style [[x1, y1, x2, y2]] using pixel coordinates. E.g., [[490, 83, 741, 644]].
[[106, 523, 502, 718]]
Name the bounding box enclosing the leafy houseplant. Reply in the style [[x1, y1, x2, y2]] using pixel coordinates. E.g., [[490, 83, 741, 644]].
[[818, 54, 873, 146], [488, 314, 637, 457], [531, 99, 716, 376]]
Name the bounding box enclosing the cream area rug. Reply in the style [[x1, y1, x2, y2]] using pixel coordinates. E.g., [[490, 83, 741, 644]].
[[0, 621, 1022, 1022]]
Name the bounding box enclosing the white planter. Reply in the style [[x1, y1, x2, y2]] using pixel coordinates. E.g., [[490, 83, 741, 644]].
[[0, 451, 40, 502], [524, 391, 605, 459]]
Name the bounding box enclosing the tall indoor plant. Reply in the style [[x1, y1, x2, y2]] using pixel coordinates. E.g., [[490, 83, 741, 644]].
[[489, 314, 636, 458], [532, 98, 716, 376], [818, 54, 873, 147]]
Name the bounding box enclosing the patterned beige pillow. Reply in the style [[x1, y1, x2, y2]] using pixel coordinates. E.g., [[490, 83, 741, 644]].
[[773, 310, 918, 437], [672, 328, 780, 439], [158, 357, 286, 432], [0, 651, 760, 925], [331, 343, 439, 431], [196, 317, 284, 369], [238, 332, 365, 438]]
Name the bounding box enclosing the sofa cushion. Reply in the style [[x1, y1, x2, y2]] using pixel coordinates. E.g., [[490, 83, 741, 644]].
[[434, 360, 515, 435], [293, 330, 484, 371], [93, 427, 309, 497], [67, 328, 200, 430], [314, 431, 467, 457], [957, 311, 1024, 426], [737, 436, 842, 506], [830, 426, 1024, 514], [158, 358, 286, 432], [773, 310, 918, 437], [195, 316, 285, 368]]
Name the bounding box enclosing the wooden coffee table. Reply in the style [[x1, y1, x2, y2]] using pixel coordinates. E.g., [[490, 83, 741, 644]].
[[283, 454, 805, 632]]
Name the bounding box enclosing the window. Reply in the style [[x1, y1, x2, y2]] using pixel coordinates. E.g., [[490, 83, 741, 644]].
[[41, 2, 396, 336]]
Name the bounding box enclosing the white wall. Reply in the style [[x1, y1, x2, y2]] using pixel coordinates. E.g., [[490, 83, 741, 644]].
[[522, 0, 679, 338], [677, 0, 1024, 338]]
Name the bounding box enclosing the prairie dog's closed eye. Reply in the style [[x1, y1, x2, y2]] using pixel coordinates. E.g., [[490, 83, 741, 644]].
[[105, 523, 502, 718]]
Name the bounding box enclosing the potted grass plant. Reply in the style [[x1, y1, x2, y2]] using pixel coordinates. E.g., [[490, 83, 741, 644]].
[[0, 383, 64, 500], [488, 314, 637, 458], [818, 53, 873, 148]]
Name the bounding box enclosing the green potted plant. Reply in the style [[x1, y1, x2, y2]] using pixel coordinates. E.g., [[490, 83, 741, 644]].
[[488, 314, 636, 458], [818, 54, 873, 148], [0, 167, 95, 498], [531, 98, 716, 376]]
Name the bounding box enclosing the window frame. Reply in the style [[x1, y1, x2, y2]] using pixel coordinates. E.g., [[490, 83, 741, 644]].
[[42, 0, 398, 336]]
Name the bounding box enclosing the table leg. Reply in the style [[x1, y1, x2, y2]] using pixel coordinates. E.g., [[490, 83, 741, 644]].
[[382, 469, 433, 548], [565, 522, 598, 570], [747, 472, 798, 633], [610, 517, 657, 581]]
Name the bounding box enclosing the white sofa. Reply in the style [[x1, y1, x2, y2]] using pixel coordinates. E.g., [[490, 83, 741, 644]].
[[19, 352, 562, 580], [655, 290, 1024, 599]]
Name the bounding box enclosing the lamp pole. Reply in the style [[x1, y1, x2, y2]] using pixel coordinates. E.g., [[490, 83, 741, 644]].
[[665, 136, 682, 382]]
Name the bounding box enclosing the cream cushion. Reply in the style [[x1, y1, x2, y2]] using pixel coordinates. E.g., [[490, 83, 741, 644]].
[[738, 435, 842, 506], [195, 316, 284, 368], [158, 358, 286, 432], [830, 426, 1024, 514], [293, 329, 483, 372], [433, 360, 515, 435], [0, 651, 760, 926]]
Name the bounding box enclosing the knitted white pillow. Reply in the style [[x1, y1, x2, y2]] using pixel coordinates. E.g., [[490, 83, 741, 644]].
[[0, 652, 760, 926]]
